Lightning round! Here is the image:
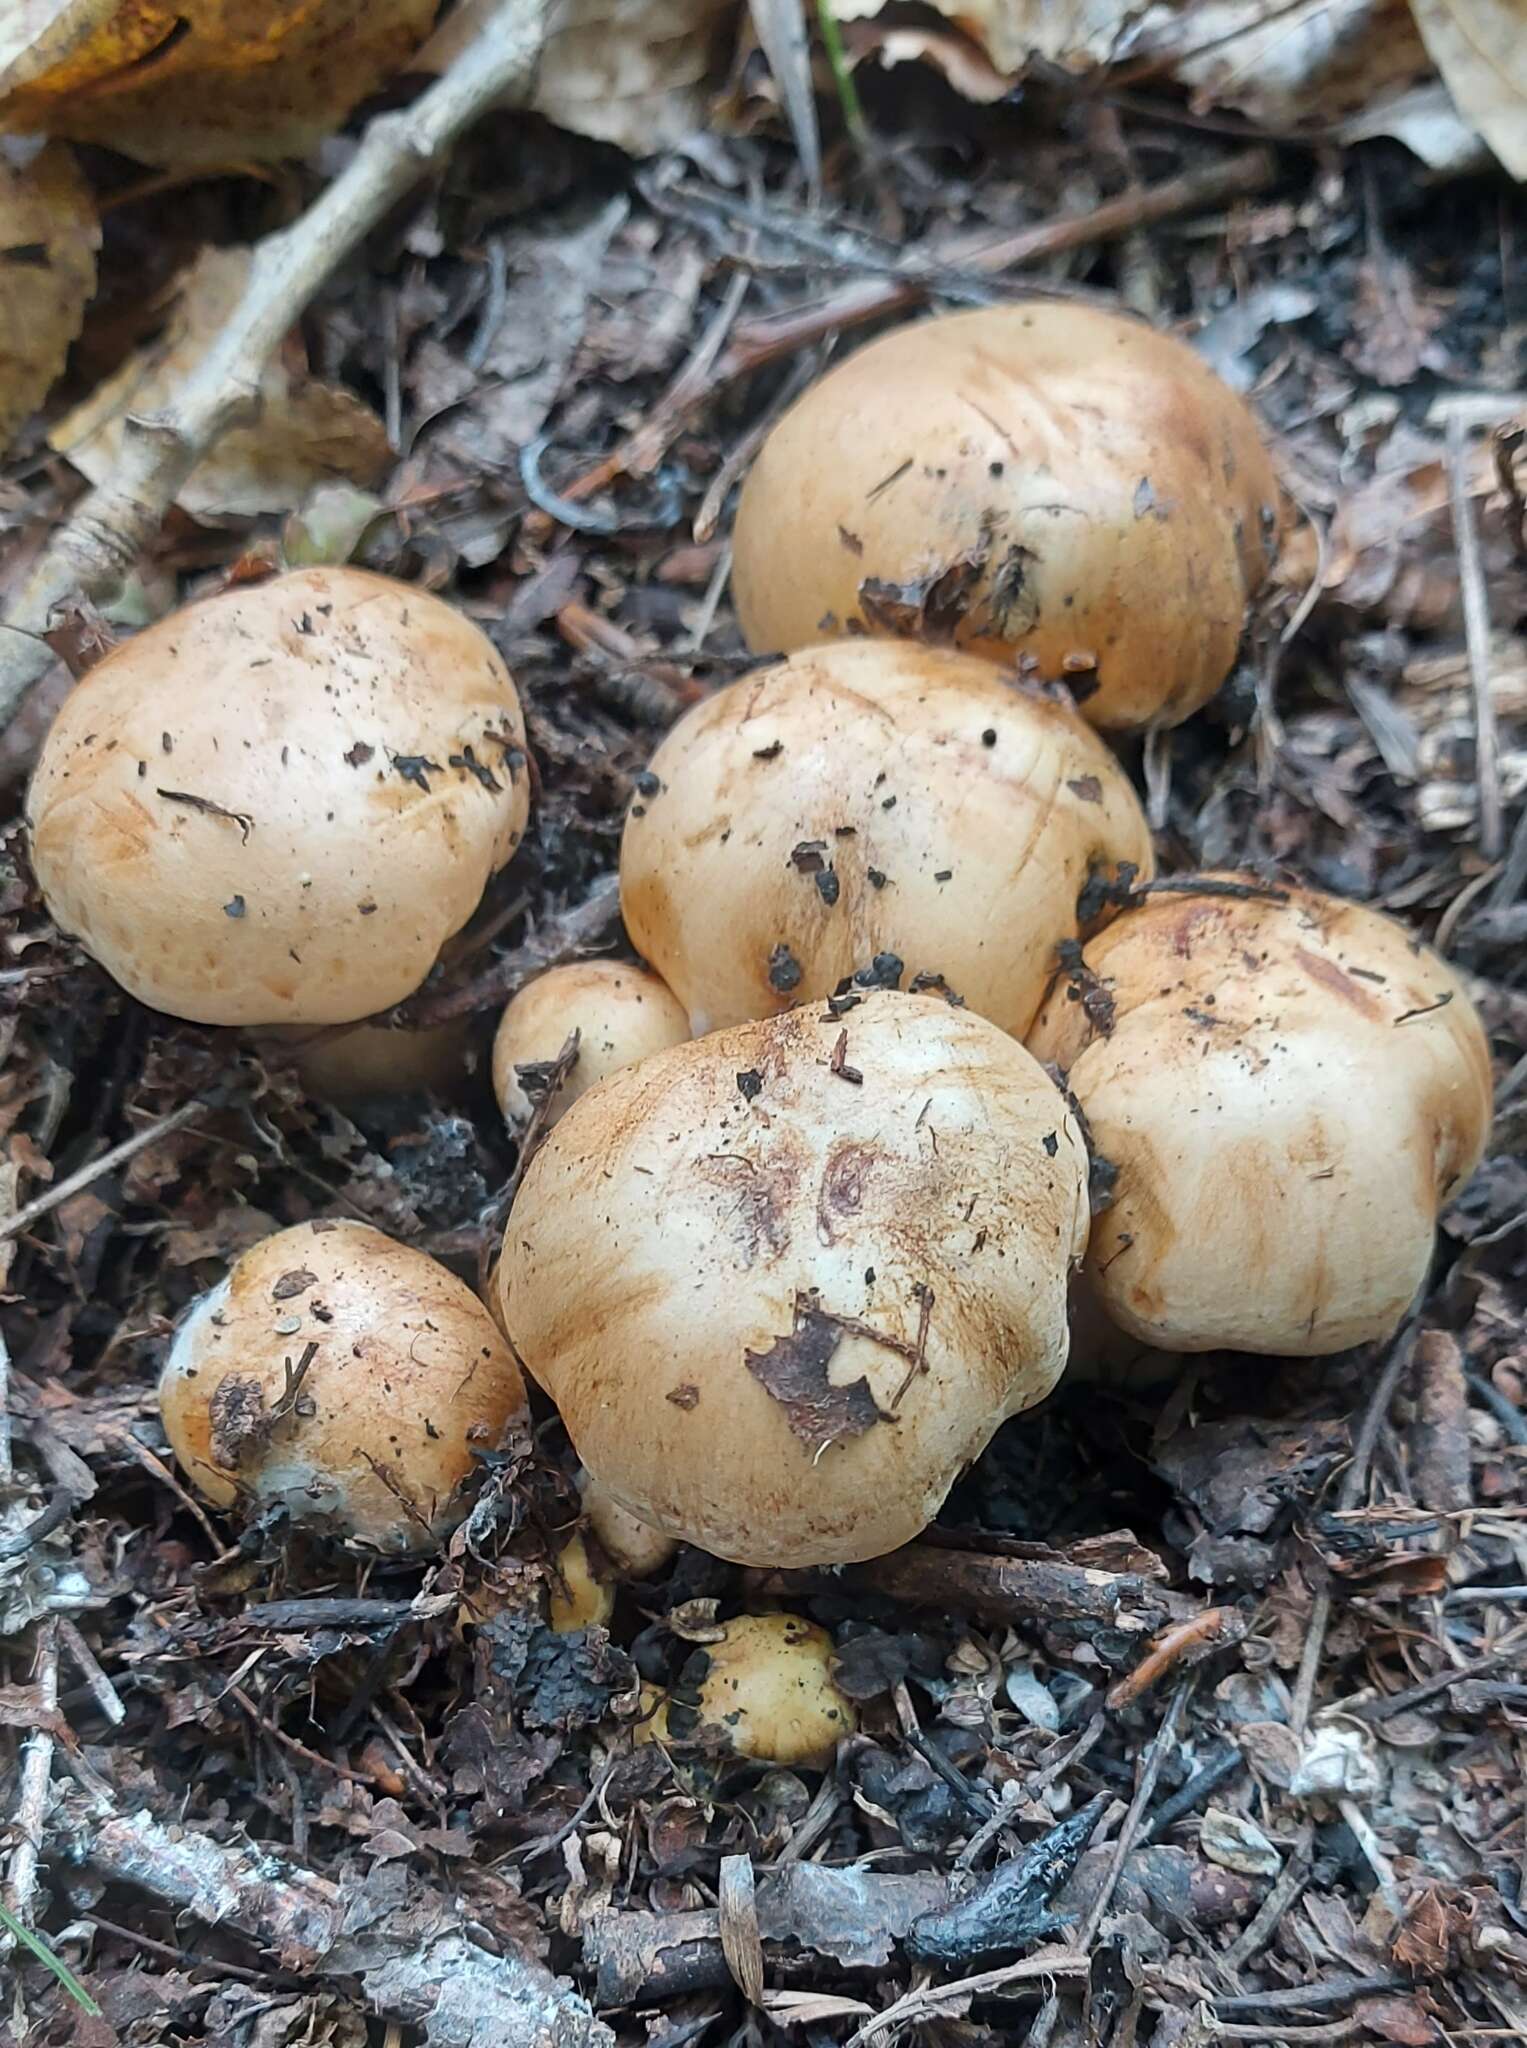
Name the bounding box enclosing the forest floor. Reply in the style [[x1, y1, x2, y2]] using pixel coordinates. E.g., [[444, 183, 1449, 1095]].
[[0, 21, 1525, 2048]]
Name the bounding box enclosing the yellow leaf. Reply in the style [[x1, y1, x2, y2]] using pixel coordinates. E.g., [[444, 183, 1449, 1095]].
[[1410, 0, 1527, 176], [49, 246, 392, 519], [0, 141, 99, 453], [0, 0, 439, 166]]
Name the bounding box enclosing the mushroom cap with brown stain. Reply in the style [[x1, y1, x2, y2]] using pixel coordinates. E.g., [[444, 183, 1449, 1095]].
[[492, 961, 690, 1130], [731, 302, 1281, 732], [670, 1614, 856, 1768], [620, 639, 1153, 1040], [158, 1219, 527, 1551], [1026, 879, 1493, 1356], [27, 567, 530, 1026], [498, 990, 1090, 1567]]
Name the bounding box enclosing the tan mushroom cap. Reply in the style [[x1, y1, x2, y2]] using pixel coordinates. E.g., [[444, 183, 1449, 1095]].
[[663, 1614, 857, 1768], [1027, 879, 1494, 1356], [620, 640, 1153, 1040], [27, 567, 530, 1026], [732, 302, 1280, 732], [159, 1219, 527, 1551], [581, 1471, 679, 1579], [492, 961, 689, 1130], [498, 991, 1089, 1567]]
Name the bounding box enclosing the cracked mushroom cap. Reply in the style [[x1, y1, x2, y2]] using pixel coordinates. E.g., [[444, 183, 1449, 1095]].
[[27, 567, 530, 1026], [159, 1219, 527, 1551], [1026, 879, 1493, 1356], [620, 639, 1153, 1039], [731, 302, 1281, 732], [497, 991, 1089, 1567], [492, 961, 690, 1130]]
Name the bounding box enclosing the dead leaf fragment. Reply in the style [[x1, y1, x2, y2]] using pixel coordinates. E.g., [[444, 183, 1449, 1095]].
[[420, 0, 734, 152], [744, 1303, 888, 1453], [0, 0, 439, 166], [0, 141, 99, 453], [50, 247, 392, 519], [1409, 0, 1527, 177]]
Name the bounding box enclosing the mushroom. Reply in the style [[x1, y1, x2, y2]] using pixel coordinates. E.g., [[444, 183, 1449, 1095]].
[[267, 1019, 470, 1103], [547, 1531, 616, 1633], [1027, 878, 1493, 1356], [582, 1471, 678, 1579], [27, 567, 530, 1026], [159, 1219, 527, 1550], [498, 990, 1090, 1566], [492, 961, 689, 1130], [620, 639, 1152, 1038], [639, 1614, 856, 1768], [731, 302, 1280, 731]]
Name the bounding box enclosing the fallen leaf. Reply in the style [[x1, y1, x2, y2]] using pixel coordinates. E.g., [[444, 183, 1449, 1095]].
[[0, 0, 438, 166], [744, 1302, 889, 1454], [1199, 1806, 1282, 1877], [50, 246, 392, 519], [1409, 0, 1527, 177], [0, 141, 99, 452], [1353, 1994, 1441, 2046], [420, 0, 735, 152]]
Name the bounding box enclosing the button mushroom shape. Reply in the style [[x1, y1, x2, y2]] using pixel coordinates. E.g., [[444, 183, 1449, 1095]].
[[1026, 879, 1493, 1356], [497, 990, 1090, 1567], [492, 961, 690, 1131], [731, 303, 1281, 732], [641, 1614, 857, 1768], [159, 1219, 527, 1551], [620, 640, 1152, 1039], [27, 567, 529, 1025]]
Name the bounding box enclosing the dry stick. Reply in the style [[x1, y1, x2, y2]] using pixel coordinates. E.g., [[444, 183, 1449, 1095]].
[[1446, 414, 1504, 861], [58, 1795, 612, 2047], [405, 870, 623, 1026], [1290, 1306, 1425, 1735], [1, 1619, 60, 1949], [0, 1095, 210, 1245], [556, 148, 1277, 514], [0, 0, 552, 737], [845, 1951, 1089, 2048]]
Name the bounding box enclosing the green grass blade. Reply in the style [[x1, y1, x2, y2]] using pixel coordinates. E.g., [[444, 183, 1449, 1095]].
[[0, 1899, 102, 2016]]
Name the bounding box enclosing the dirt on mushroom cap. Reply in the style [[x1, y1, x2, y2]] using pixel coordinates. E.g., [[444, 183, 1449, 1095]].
[[731, 301, 1282, 733], [497, 989, 1090, 1568]]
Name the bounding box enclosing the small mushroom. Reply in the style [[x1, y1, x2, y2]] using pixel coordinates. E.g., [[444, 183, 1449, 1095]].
[[27, 567, 530, 1025], [265, 1019, 470, 1103], [620, 639, 1152, 1037], [640, 1614, 856, 1768], [492, 961, 689, 1130], [581, 1471, 678, 1579], [731, 302, 1281, 732], [159, 1219, 527, 1551], [547, 1531, 616, 1633], [498, 990, 1089, 1566], [1027, 878, 1493, 1356]]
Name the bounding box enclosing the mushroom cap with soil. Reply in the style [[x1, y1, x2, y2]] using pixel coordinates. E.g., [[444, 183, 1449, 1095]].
[[731, 302, 1281, 732], [620, 638, 1153, 1039], [497, 990, 1090, 1567], [159, 1218, 527, 1551], [492, 960, 689, 1130], [1026, 879, 1493, 1356], [27, 567, 530, 1026], [641, 1614, 856, 1767]]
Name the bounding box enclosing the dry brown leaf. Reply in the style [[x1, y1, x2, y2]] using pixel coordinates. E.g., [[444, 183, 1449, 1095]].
[[0, 141, 99, 452], [50, 246, 391, 519], [1409, 0, 1527, 177], [0, 0, 438, 167], [421, 0, 734, 151]]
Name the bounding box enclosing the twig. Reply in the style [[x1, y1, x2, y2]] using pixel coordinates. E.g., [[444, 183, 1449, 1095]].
[[1446, 414, 1504, 859], [1221, 1838, 1314, 1970], [404, 872, 623, 1025], [0, 1095, 217, 1245], [1212, 1974, 1406, 2017], [846, 1951, 1088, 2048], [2, 1620, 60, 1947], [1290, 1304, 1424, 1735], [0, 0, 552, 737], [57, 1794, 611, 2045], [57, 1618, 125, 1727]]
